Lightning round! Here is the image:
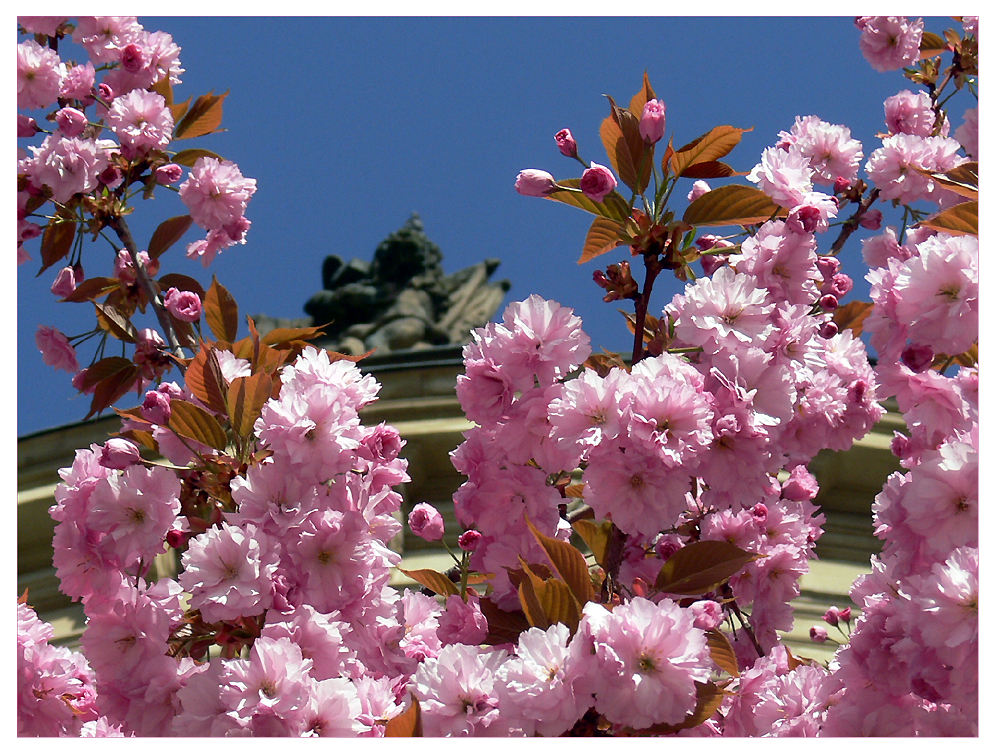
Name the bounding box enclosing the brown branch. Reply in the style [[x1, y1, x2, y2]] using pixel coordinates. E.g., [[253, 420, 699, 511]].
[[827, 187, 880, 257]]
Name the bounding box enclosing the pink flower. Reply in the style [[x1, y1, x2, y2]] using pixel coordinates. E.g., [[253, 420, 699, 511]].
[[55, 107, 88, 137], [98, 438, 141, 470], [457, 529, 481, 551], [884, 90, 940, 137], [59, 61, 96, 103], [72, 17, 143, 64], [514, 168, 559, 197], [18, 17, 69, 36], [25, 135, 110, 205], [179, 522, 278, 622], [748, 146, 812, 208], [106, 90, 174, 159], [554, 128, 578, 158], [809, 625, 829, 642], [35, 325, 79, 373], [954, 107, 978, 160], [687, 179, 711, 202], [17, 114, 39, 138], [179, 156, 257, 234], [639, 99, 666, 144], [164, 287, 202, 322], [155, 163, 183, 184], [437, 594, 488, 646], [498, 294, 591, 390], [580, 162, 617, 202], [866, 134, 966, 207], [778, 115, 863, 185], [49, 266, 79, 298], [411, 643, 510, 736], [221, 636, 315, 725], [859, 16, 924, 73], [408, 502, 445, 542], [17, 40, 65, 110]]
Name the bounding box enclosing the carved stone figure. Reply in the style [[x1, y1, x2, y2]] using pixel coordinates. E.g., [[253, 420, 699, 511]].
[[251, 214, 511, 356]]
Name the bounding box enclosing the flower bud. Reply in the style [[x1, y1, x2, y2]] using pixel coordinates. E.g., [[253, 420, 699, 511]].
[[901, 343, 934, 373], [838, 607, 852, 622], [50, 266, 78, 298], [890, 431, 913, 460], [155, 163, 184, 185], [99, 438, 142, 470], [72, 367, 96, 395], [818, 294, 839, 312], [639, 99, 666, 144], [833, 176, 853, 194], [781, 464, 819, 502], [120, 43, 146, 73], [819, 321, 839, 339], [786, 204, 822, 234], [580, 162, 617, 202], [515, 169, 559, 197], [822, 606, 840, 626], [17, 114, 39, 138], [141, 389, 171, 424], [458, 529, 482, 551], [164, 287, 203, 323], [816, 255, 841, 282], [654, 535, 681, 560], [98, 82, 114, 102], [700, 253, 729, 277], [408, 502, 445, 542], [810, 626, 829, 643], [858, 209, 883, 230], [99, 164, 123, 189], [554, 128, 578, 158], [166, 529, 188, 549], [55, 107, 88, 137]]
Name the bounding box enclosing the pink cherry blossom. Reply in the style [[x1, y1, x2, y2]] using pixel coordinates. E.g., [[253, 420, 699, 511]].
[[106, 90, 174, 158], [163, 287, 202, 322], [17, 40, 65, 110], [412, 643, 511, 736], [408, 502, 445, 542], [639, 99, 666, 144], [179, 156, 257, 234], [437, 594, 488, 646], [748, 145, 813, 207], [25, 135, 110, 205], [778, 115, 863, 185], [35, 325, 80, 373], [514, 168, 559, 197], [580, 162, 617, 202], [884, 90, 941, 136], [554, 128, 577, 157], [72, 17, 143, 64], [953, 107, 978, 159], [858, 16, 924, 72]]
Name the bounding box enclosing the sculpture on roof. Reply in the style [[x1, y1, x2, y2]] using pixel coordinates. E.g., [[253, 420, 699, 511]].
[[251, 214, 511, 356]]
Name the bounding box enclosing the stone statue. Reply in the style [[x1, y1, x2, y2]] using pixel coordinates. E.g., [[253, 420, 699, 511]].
[[251, 214, 511, 356]]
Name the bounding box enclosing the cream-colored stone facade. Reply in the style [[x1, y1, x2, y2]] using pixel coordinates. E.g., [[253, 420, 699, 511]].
[[18, 347, 899, 661]]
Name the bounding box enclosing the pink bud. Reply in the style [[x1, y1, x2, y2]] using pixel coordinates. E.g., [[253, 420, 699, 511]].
[[408, 502, 445, 542], [514, 169, 559, 197], [166, 529, 188, 549], [901, 343, 934, 373], [826, 273, 854, 298], [55, 107, 88, 137], [141, 389, 171, 424], [787, 204, 822, 234], [858, 209, 883, 230], [822, 606, 840, 626], [164, 287, 203, 323], [99, 165, 123, 189], [554, 128, 578, 158], [654, 535, 681, 560], [580, 162, 617, 202], [50, 266, 78, 298], [781, 464, 820, 502], [155, 163, 183, 185], [458, 529, 481, 551], [818, 294, 839, 312], [838, 607, 852, 622], [810, 626, 829, 643], [891, 431, 913, 460], [98, 83, 114, 102], [17, 114, 39, 138], [816, 255, 841, 282], [700, 254, 728, 277], [119, 43, 146, 73], [631, 578, 649, 597], [639, 99, 666, 144], [72, 368, 96, 395], [819, 321, 839, 339], [833, 176, 853, 193], [687, 180, 711, 202], [99, 438, 142, 470]]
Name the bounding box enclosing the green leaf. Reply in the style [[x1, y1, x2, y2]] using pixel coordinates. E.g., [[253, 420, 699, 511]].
[[682, 184, 786, 227], [918, 199, 978, 237], [167, 399, 228, 452], [545, 179, 631, 222], [397, 568, 459, 598], [38, 216, 76, 276], [384, 695, 422, 737], [705, 628, 740, 677], [525, 517, 595, 607], [205, 276, 239, 343], [171, 148, 223, 168], [147, 215, 194, 259], [184, 344, 229, 416], [173, 90, 229, 140], [227, 371, 274, 440], [670, 125, 752, 178], [653, 540, 759, 596], [94, 302, 138, 343], [578, 216, 625, 265]]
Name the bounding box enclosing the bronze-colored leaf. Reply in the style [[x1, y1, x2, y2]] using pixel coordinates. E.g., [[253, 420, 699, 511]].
[[167, 399, 228, 452], [833, 300, 873, 338], [147, 215, 194, 259], [260, 326, 326, 347], [205, 276, 239, 343], [628, 71, 657, 121], [918, 199, 978, 236], [661, 134, 675, 177], [60, 276, 119, 303], [171, 148, 222, 168], [117, 428, 158, 453], [86, 363, 140, 419], [77, 356, 134, 391], [563, 483, 585, 499], [578, 216, 626, 265], [156, 273, 206, 299], [670, 125, 752, 178], [185, 344, 229, 415], [518, 559, 582, 634], [599, 96, 651, 193], [38, 216, 76, 275], [397, 568, 459, 598], [525, 517, 595, 607], [654, 540, 759, 596], [517, 572, 549, 630], [919, 31, 949, 58], [168, 95, 192, 126], [680, 160, 746, 180], [384, 694, 422, 737], [572, 518, 612, 569], [173, 90, 229, 140], [227, 371, 274, 440], [94, 302, 138, 343], [705, 628, 740, 677], [682, 183, 786, 227], [150, 75, 174, 106], [479, 597, 531, 645], [914, 162, 978, 199], [545, 179, 631, 222]]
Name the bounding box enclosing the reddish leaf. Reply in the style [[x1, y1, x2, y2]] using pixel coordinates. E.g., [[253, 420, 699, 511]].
[[38, 216, 76, 275], [78, 356, 134, 391], [227, 371, 274, 439], [517, 558, 582, 634], [86, 363, 140, 418], [171, 148, 222, 168], [679, 160, 746, 180], [654, 541, 759, 596], [479, 597, 531, 646], [599, 96, 651, 193], [94, 302, 138, 343], [205, 276, 239, 343], [117, 428, 159, 453], [157, 273, 206, 298], [914, 162, 977, 200], [627, 71, 657, 121], [168, 95, 192, 125], [167, 399, 228, 452], [147, 215, 194, 259], [682, 184, 786, 227], [61, 276, 120, 303], [669, 125, 752, 178], [150, 75, 174, 105], [260, 326, 326, 347], [517, 565, 550, 630], [185, 344, 229, 416], [918, 199, 978, 237], [173, 90, 229, 140], [525, 516, 595, 607], [384, 694, 422, 737], [706, 628, 740, 677], [919, 31, 949, 58], [578, 216, 626, 265], [397, 568, 459, 598], [833, 300, 873, 338], [572, 519, 613, 569]]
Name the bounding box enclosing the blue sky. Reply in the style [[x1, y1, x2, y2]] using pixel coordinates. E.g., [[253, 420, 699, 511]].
[[15, 14, 974, 436]]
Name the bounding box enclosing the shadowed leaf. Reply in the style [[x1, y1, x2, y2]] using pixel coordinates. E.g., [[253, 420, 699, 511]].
[[683, 184, 786, 227], [61, 276, 119, 303], [157, 273, 206, 299], [171, 148, 222, 168], [579, 216, 626, 265], [173, 90, 228, 140], [38, 216, 76, 275], [167, 399, 228, 451], [919, 31, 949, 58], [833, 300, 873, 338], [227, 371, 274, 440], [185, 344, 229, 416], [518, 558, 582, 634], [94, 302, 138, 343], [679, 160, 747, 180], [546, 179, 631, 222], [628, 71, 657, 120], [398, 568, 459, 598], [479, 597, 531, 645], [525, 517, 595, 606], [148, 216, 194, 259], [599, 95, 651, 193], [706, 628, 740, 677], [205, 276, 239, 343], [116, 428, 158, 453], [86, 363, 139, 419], [918, 199, 978, 236], [670, 126, 752, 178], [78, 357, 133, 392], [260, 326, 326, 347], [572, 518, 613, 570], [654, 541, 759, 596]]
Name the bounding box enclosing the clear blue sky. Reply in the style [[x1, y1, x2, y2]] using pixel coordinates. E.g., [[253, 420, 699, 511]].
[[16, 15, 970, 436]]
